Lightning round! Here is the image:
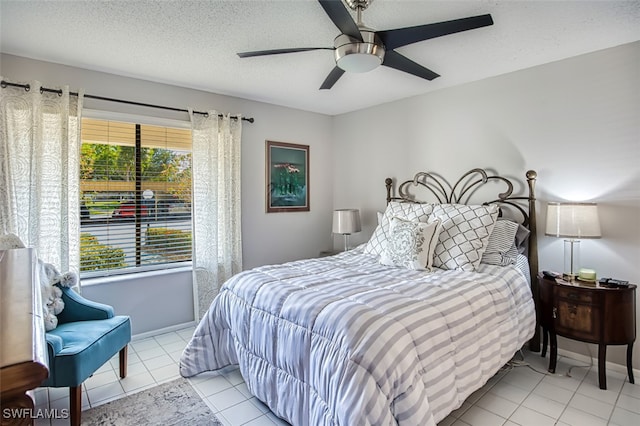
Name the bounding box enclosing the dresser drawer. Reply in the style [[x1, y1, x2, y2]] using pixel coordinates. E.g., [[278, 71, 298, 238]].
[[555, 286, 594, 304], [555, 300, 601, 341]]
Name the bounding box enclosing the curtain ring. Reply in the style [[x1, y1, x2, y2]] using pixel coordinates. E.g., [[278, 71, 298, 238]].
[[0, 81, 7, 88], [40, 87, 44, 94], [24, 84, 31, 92]]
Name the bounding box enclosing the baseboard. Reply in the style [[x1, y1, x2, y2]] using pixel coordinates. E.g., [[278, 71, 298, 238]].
[[557, 347, 639, 380], [132, 321, 197, 340]]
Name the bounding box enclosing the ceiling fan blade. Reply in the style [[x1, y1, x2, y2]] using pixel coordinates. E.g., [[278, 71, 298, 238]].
[[238, 47, 333, 58], [382, 50, 440, 81], [320, 66, 345, 90], [377, 14, 494, 50], [318, 0, 363, 42]]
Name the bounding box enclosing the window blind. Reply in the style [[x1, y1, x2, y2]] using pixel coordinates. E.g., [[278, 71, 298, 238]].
[[80, 118, 192, 276]]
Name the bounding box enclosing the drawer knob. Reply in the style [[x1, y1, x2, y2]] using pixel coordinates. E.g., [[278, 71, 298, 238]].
[[553, 307, 557, 319]]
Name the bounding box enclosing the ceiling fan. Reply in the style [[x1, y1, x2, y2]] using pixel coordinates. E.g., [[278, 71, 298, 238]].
[[237, 0, 493, 90]]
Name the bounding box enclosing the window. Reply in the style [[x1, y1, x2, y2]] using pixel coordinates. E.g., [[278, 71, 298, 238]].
[[80, 117, 192, 276]]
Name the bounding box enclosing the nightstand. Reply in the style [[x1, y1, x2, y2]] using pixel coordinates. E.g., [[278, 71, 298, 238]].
[[319, 250, 341, 257], [538, 274, 636, 389]]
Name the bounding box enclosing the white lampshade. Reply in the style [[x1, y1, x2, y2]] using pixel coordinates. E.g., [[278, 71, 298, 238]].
[[545, 202, 601, 238], [332, 209, 362, 235]]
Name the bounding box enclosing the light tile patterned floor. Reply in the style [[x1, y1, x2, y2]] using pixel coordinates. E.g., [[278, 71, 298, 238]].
[[33, 326, 640, 425]]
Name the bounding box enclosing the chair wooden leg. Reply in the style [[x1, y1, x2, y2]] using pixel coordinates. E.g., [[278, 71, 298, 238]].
[[69, 385, 82, 426], [119, 345, 128, 379]]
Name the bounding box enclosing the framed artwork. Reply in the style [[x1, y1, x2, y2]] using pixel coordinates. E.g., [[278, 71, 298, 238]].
[[266, 140, 309, 213]]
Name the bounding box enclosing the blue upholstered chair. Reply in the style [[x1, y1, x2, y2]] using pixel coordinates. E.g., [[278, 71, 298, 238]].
[[42, 285, 131, 426]]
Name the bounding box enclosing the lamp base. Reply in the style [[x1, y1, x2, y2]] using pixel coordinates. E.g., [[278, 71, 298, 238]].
[[342, 234, 351, 252], [563, 239, 580, 281]]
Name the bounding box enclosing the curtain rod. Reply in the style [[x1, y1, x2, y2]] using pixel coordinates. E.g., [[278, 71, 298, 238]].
[[0, 80, 254, 123]]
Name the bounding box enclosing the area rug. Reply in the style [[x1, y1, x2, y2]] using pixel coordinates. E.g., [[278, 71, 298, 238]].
[[81, 378, 222, 425]]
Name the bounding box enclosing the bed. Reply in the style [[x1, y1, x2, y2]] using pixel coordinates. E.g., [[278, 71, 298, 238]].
[[180, 168, 540, 426]]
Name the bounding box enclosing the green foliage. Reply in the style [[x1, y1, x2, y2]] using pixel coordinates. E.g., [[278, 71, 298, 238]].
[[81, 143, 190, 183], [144, 227, 192, 261], [86, 200, 120, 214], [80, 233, 127, 271], [81, 144, 135, 181], [167, 159, 192, 204]]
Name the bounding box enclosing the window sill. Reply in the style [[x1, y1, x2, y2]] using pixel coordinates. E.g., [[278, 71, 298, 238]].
[[82, 266, 193, 287]]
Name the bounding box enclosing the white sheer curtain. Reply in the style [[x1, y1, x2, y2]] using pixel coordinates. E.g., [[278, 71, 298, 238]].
[[0, 79, 83, 276], [190, 110, 242, 319]]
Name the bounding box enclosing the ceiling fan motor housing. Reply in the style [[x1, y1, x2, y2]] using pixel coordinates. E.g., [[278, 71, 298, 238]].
[[334, 30, 385, 73], [344, 0, 374, 11]]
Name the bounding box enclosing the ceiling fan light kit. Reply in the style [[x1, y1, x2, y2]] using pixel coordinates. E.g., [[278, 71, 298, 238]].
[[334, 31, 385, 73], [238, 0, 493, 90]]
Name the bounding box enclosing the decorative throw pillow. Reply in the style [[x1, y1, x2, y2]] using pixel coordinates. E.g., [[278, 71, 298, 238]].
[[431, 204, 499, 271], [481, 219, 520, 266], [364, 202, 434, 256], [380, 217, 441, 270]]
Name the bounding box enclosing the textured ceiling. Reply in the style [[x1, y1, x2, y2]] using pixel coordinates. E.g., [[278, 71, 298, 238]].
[[1, 0, 639, 115]]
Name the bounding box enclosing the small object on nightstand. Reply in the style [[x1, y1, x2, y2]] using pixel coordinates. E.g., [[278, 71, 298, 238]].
[[577, 268, 597, 282], [319, 250, 341, 258], [542, 270, 561, 280], [599, 277, 630, 288], [538, 273, 636, 390]]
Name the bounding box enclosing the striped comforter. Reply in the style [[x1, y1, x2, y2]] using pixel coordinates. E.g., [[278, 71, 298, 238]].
[[180, 248, 535, 426]]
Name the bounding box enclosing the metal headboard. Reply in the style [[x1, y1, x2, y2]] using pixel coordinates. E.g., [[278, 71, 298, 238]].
[[384, 168, 540, 351]]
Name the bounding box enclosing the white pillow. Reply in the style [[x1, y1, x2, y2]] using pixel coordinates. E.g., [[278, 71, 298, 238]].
[[364, 202, 434, 256], [481, 219, 520, 266], [431, 204, 499, 271], [380, 217, 442, 270]]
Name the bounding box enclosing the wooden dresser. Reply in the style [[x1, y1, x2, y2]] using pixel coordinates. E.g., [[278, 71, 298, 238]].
[[0, 248, 49, 425]]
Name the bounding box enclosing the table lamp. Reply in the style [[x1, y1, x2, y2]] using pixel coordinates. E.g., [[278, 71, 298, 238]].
[[545, 202, 601, 280], [332, 209, 361, 251]]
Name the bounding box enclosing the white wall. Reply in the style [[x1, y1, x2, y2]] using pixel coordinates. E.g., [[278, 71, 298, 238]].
[[81, 269, 194, 335], [3, 41, 638, 363], [332, 41, 640, 369], [1, 54, 334, 334]]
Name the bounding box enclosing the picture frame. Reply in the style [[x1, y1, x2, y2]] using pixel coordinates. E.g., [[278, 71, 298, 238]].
[[266, 140, 309, 213]]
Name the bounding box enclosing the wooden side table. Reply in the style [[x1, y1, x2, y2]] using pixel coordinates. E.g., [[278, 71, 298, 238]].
[[319, 249, 341, 257], [538, 274, 636, 389]]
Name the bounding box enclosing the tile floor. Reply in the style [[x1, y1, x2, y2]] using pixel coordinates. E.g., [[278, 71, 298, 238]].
[[33, 325, 640, 426]]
